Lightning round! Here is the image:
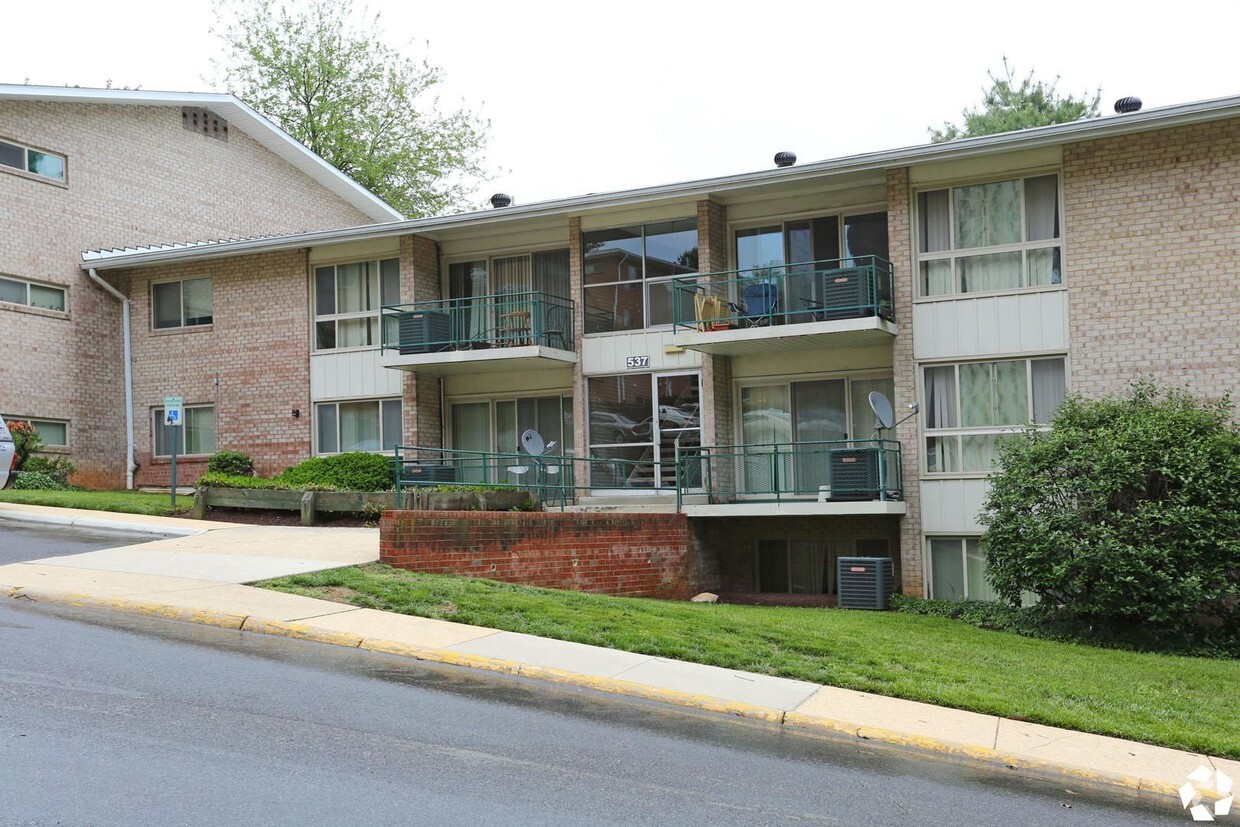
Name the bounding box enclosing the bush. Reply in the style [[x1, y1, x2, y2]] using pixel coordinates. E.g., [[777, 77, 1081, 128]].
[[276, 452, 394, 492], [195, 471, 315, 490], [981, 382, 1240, 640], [207, 450, 254, 477], [7, 420, 41, 472], [21, 455, 77, 485], [12, 470, 72, 491]]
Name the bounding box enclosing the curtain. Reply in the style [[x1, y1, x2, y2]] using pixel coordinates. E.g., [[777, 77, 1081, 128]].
[[918, 191, 951, 253], [958, 251, 1021, 293], [316, 404, 338, 454], [1031, 359, 1066, 423], [336, 262, 373, 313], [1025, 176, 1059, 241], [741, 385, 789, 494], [340, 401, 380, 452], [453, 402, 492, 483], [966, 539, 998, 601], [185, 407, 215, 455], [182, 279, 212, 324], [849, 378, 895, 440], [153, 282, 182, 328], [960, 362, 1027, 427], [789, 540, 826, 594], [381, 400, 402, 451], [930, 538, 965, 601], [924, 366, 958, 428], [449, 260, 488, 341], [532, 250, 570, 299], [955, 181, 1020, 248]]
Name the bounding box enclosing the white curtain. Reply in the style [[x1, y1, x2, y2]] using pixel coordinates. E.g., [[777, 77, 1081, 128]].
[[1025, 176, 1058, 240], [340, 401, 380, 452], [966, 539, 998, 601], [960, 361, 1027, 427], [336, 262, 374, 313], [958, 251, 1021, 293], [1031, 359, 1066, 423]]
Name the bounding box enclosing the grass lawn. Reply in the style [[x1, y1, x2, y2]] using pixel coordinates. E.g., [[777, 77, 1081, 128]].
[[259, 563, 1240, 759], [0, 488, 192, 517]]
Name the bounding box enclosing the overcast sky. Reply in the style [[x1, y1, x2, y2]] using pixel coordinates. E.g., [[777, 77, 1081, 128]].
[[4, 0, 1237, 209]]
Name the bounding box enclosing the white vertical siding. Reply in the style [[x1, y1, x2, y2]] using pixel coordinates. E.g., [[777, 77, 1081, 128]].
[[920, 478, 990, 533], [913, 291, 1068, 360], [582, 331, 703, 375], [310, 350, 404, 400]]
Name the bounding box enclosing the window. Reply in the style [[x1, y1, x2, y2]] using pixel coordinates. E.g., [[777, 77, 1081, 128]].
[[924, 357, 1065, 473], [583, 220, 697, 333], [316, 398, 402, 454], [0, 274, 66, 312], [917, 175, 1061, 296], [153, 405, 215, 456], [0, 417, 68, 447], [153, 278, 212, 329], [314, 259, 399, 350], [0, 138, 66, 182], [739, 375, 895, 493], [757, 538, 889, 594], [449, 395, 574, 484], [447, 250, 571, 343], [928, 537, 997, 601]]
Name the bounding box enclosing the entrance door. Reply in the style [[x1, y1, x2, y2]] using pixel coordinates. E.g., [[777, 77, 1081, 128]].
[[587, 372, 700, 490]]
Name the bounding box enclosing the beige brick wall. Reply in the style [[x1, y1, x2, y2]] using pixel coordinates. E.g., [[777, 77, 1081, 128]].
[[886, 167, 924, 596], [1063, 121, 1240, 401], [1, 100, 376, 486], [121, 250, 313, 487], [697, 199, 733, 448], [399, 234, 443, 448]]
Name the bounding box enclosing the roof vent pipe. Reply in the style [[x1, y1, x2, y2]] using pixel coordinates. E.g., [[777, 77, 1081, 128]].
[[774, 151, 797, 168], [1114, 96, 1143, 114], [490, 193, 514, 208]]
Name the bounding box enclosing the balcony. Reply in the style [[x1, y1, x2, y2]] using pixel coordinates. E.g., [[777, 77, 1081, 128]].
[[393, 438, 905, 517], [670, 257, 897, 356], [674, 438, 906, 517], [379, 291, 576, 375]]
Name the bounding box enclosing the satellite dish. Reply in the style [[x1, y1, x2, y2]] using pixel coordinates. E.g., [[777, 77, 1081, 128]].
[[868, 392, 896, 430], [520, 429, 546, 457]]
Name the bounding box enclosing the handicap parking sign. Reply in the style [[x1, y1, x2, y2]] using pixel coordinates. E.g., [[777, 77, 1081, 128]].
[[164, 395, 183, 427]]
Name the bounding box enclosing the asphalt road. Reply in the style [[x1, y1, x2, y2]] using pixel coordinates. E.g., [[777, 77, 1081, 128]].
[[0, 520, 169, 564], [0, 596, 1180, 826]]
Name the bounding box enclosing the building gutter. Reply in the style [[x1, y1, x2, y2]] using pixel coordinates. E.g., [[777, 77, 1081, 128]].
[[86, 269, 136, 489]]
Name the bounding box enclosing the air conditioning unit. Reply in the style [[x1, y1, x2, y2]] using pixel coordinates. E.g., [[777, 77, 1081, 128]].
[[818, 267, 873, 320], [826, 447, 881, 501], [399, 463, 456, 484], [837, 557, 895, 610], [398, 310, 451, 354]]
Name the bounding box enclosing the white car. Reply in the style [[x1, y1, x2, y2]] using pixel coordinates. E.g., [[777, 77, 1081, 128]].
[[0, 416, 15, 488]]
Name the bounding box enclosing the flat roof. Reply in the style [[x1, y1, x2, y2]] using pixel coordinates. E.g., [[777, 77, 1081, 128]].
[[79, 91, 1240, 270]]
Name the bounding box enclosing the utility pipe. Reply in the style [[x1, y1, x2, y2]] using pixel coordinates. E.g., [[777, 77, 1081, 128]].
[[86, 268, 136, 489]]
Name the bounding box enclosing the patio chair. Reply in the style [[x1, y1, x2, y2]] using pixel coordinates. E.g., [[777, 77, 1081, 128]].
[[734, 281, 779, 327]]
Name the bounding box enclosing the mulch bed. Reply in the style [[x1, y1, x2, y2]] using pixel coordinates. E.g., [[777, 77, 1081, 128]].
[[197, 508, 374, 528]]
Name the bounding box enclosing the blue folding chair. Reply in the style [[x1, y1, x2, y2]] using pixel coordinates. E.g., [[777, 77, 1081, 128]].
[[734, 282, 779, 327]]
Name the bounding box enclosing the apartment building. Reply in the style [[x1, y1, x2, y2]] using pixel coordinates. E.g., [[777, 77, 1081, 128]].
[[0, 84, 400, 487], [21, 88, 1240, 599]]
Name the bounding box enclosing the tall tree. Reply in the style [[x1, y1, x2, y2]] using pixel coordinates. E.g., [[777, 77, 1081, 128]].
[[930, 58, 1101, 143], [210, 0, 489, 218]]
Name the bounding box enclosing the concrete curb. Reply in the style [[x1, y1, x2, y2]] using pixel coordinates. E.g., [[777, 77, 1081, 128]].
[[5, 583, 1211, 805], [0, 509, 207, 537]]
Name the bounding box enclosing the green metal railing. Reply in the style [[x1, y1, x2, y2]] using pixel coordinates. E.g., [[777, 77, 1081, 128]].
[[392, 445, 662, 510], [671, 256, 894, 332], [381, 291, 575, 355], [675, 438, 903, 508]]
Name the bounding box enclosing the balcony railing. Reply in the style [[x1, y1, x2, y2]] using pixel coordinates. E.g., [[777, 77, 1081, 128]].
[[674, 438, 903, 508], [381, 291, 575, 355], [393, 444, 661, 509], [671, 256, 894, 333]]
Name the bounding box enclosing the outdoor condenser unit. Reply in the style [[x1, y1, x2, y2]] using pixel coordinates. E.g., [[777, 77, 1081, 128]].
[[837, 557, 895, 610], [819, 267, 873, 320], [399, 464, 456, 484], [398, 310, 451, 354], [826, 447, 882, 501]]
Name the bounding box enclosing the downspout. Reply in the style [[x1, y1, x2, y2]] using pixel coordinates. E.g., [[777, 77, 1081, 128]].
[[86, 268, 136, 489]]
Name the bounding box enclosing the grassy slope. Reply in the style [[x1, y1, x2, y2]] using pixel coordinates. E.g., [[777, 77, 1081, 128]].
[[260, 563, 1240, 759]]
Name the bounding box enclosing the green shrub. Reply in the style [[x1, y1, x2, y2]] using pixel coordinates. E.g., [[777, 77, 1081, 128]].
[[196, 472, 312, 490], [12, 470, 71, 491], [7, 420, 41, 472], [981, 382, 1240, 641], [276, 452, 394, 492], [21, 455, 77, 485], [207, 450, 254, 476]]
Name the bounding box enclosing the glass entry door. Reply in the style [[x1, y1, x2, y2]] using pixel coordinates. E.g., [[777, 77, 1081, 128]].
[[587, 372, 700, 489]]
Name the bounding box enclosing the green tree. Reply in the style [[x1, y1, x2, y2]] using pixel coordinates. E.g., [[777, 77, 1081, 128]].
[[980, 383, 1240, 640], [930, 58, 1101, 143], [210, 0, 489, 217]]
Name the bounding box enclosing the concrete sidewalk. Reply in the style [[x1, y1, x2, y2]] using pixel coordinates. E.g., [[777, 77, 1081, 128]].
[[0, 503, 1231, 809]]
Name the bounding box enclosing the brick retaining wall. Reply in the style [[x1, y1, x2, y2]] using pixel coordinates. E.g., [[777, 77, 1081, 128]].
[[380, 511, 715, 598]]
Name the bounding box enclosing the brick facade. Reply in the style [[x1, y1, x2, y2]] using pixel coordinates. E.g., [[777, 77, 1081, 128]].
[[2, 99, 374, 487], [885, 167, 923, 596], [380, 511, 717, 598], [120, 250, 313, 486], [1063, 121, 1240, 401], [697, 199, 733, 448]]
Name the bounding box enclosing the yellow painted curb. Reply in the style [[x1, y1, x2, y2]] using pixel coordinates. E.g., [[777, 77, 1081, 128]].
[[784, 713, 1178, 801], [6, 587, 246, 630], [240, 617, 364, 648]]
